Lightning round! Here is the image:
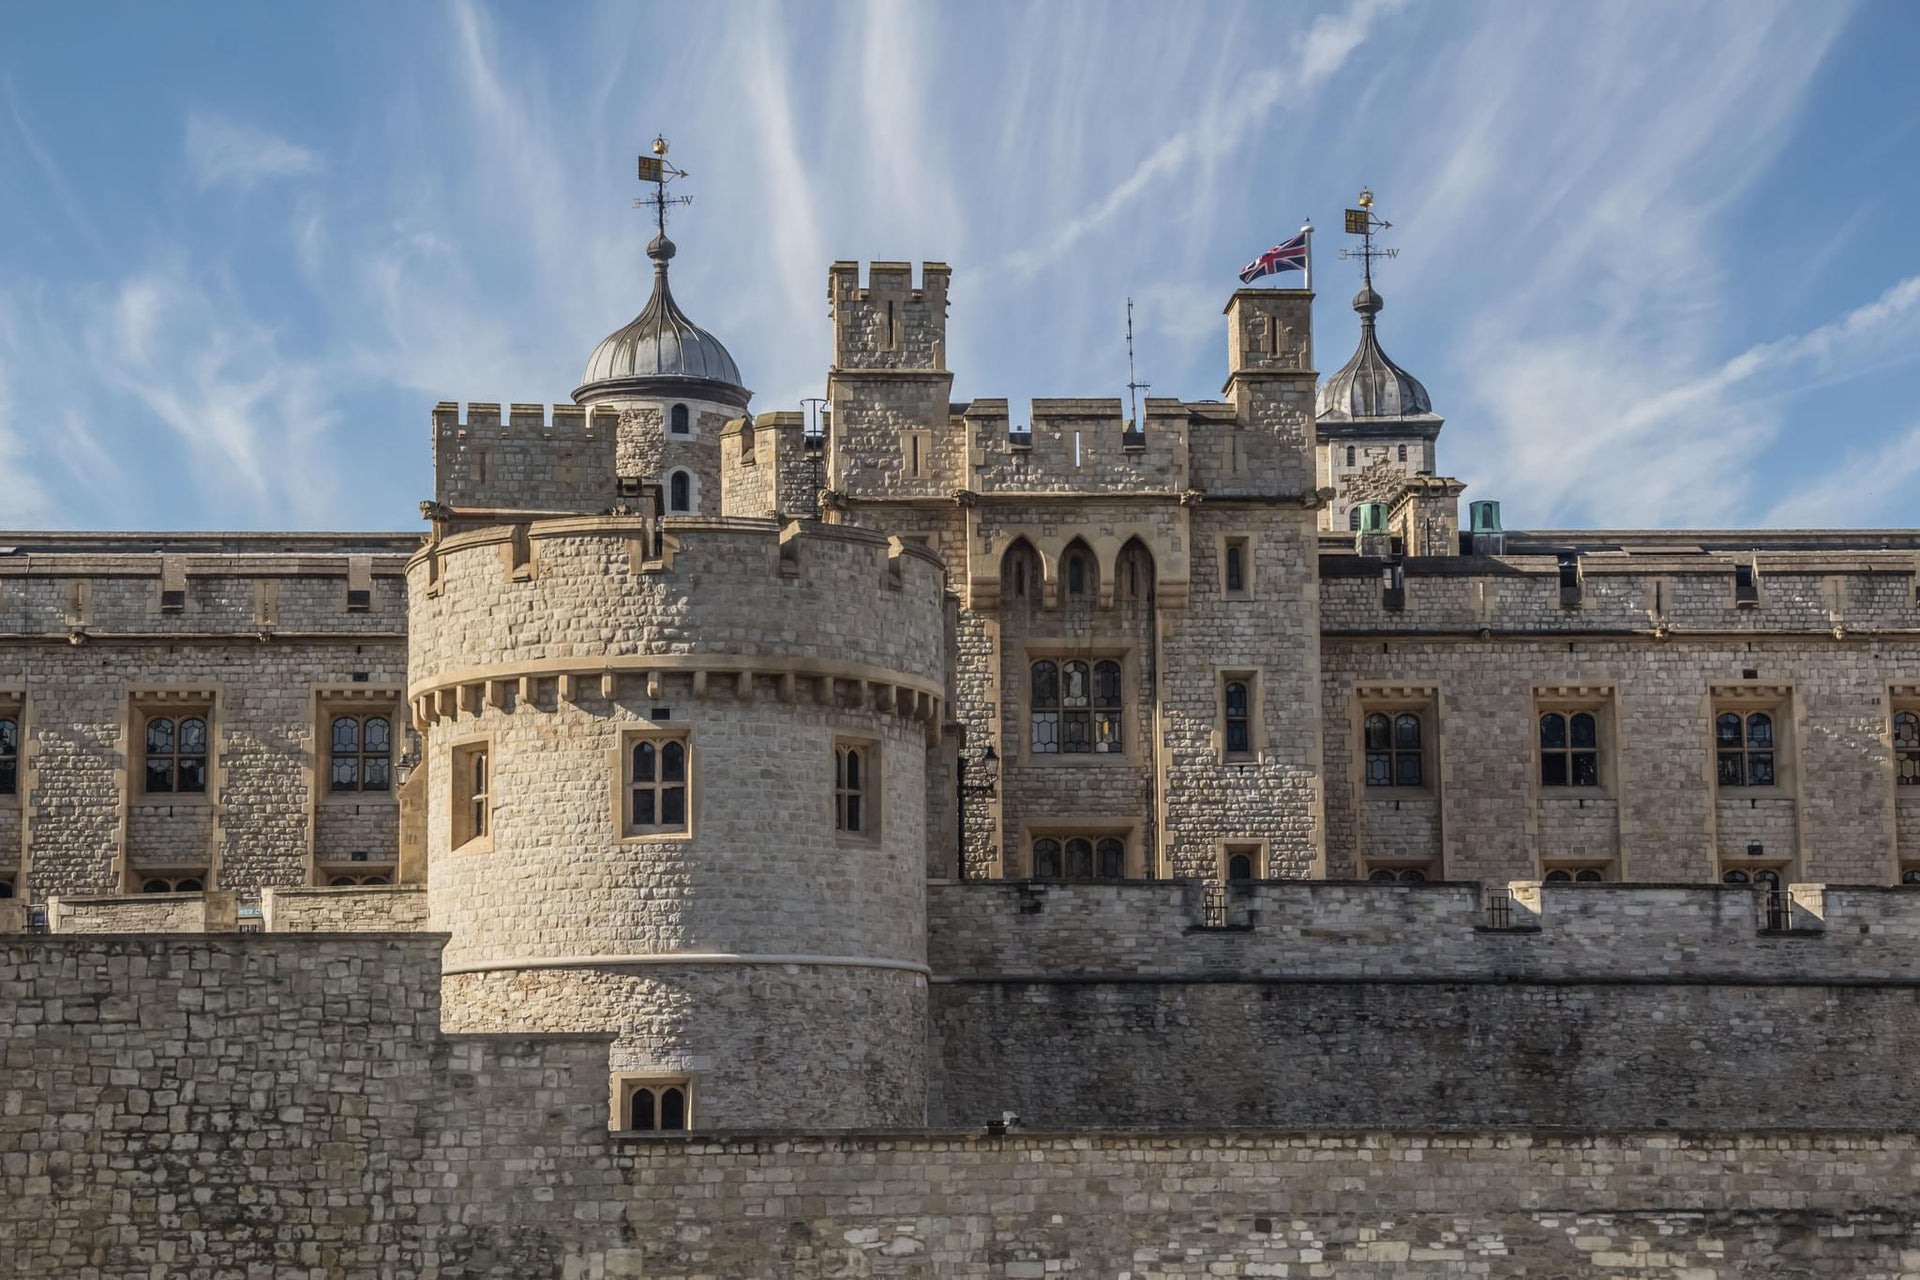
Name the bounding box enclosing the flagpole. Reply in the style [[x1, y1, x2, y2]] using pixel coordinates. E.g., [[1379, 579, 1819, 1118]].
[[1301, 219, 1313, 293]]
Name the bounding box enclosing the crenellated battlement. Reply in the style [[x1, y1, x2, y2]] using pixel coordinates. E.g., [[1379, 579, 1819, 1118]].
[[431, 401, 621, 512], [431, 401, 616, 438], [966, 397, 1191, 497], [406, 515, 948, 714], [828, 261, 950, 374]]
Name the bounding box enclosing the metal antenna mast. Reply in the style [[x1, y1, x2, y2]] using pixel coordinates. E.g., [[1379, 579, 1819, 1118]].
[[1338, 186, 1396, 287], [1124, 298, 1150, 428], [633, 134, 692, 236]]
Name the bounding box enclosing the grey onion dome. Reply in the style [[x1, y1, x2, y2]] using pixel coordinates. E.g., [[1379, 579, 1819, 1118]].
[[1315, 285, 1433, 421], [573, 232, 751, 409]]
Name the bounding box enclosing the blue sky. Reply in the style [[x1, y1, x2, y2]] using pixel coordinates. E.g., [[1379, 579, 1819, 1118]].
[[2, 0, 1918, 532]]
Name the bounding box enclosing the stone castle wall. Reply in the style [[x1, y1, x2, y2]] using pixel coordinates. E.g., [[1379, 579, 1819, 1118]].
[[0, 535, 412, 900], [406, 516, 946, 1127], [1321, 625, 1920, 884], [10, 933, 1920, 1278], [924, 879, 1920, 1128]]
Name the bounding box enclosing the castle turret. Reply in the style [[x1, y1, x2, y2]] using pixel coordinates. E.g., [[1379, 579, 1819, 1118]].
[[408, 511, 945, 1129], [573, 152, 750, 519], [1315, 283, 1446, 533]]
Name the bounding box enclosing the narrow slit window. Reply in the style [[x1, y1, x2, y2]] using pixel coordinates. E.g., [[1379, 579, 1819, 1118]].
[[668, 470, 693, 514], [835, 743, 869, 833], [0, 716, 16, 796], [1224, 681, 1251, 759], [1898, 711, 1920, 786]]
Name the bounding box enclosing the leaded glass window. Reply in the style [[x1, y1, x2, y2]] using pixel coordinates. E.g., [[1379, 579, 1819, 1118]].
[[630, 737, 689, 830], [1539, 712, 1599, 787], [1716, 711, 1775, 787], [0, 717, 15, 796], [330, 715, 392, 792], [144, 715, 208, 794], [1224, 681, 1251, 759], [1363, 712, 1423, 787], [1897, 712, 1920, 786], [1030, 659, 1121, 754]]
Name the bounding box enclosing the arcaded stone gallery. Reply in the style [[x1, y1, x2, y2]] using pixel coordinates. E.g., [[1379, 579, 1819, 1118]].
[[11, 177, 1920, 1275]]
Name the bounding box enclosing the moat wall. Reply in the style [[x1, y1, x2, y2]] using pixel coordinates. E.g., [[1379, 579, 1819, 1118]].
[[11, 934, 1920, 1278]]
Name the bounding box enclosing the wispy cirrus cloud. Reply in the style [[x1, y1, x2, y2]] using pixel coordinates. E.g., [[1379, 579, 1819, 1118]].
[[184, 111, 322, 190]]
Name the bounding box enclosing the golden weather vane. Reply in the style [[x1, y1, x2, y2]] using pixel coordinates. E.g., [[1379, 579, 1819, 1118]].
[[1339, 186, 1397, 291], [633, 134, 692, 239]]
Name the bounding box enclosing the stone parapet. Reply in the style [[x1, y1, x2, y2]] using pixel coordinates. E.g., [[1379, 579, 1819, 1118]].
[[261, 883, 430, 932], [926, 880, 1920, 982]]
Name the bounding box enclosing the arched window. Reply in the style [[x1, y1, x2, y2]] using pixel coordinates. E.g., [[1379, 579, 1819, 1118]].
[[1227, 852, 1253, 882], [1539, 711, 1599, 787], [1224, 681, 1251, 759], [1363, 712, 1423, 787], [144, 715, 208, 794], [629, 736, 689, 830], [1715, 711, 1775, 787], [1721, 869, 1750, 885], [669, 404, 690, 436], [1397, 443, 1407, 462], [1032, 837, 1061, 878], [1032, 835, 1124, 881], [1065, 837, 1094, 879], [1903, 868, 1920, 885], [330, 873, 391, 887], [1005, 543, 1036, 599], [1398, 868, 1425, 883], [1224, 543, 1245, 595], [1029, 659, 1122, 754], [667, 469, 693, 513], [1064, 549, 1090, 597], [1368, 868, 1398, 882], [1545, 868, 1606, 883], [835, 743, 867, 833], [330, 714, 393, 792], [627, 1081, 692, 1131], [0, 716, 15, 796], [1117, 540, 1154, 602], [1897, 712, 1920, 786], [1348, 507, 1362, 531], [1345, 445, 1356, 466], [141, 876, 203, 894]]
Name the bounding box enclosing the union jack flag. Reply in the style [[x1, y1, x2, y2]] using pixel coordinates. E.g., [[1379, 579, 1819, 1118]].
[[1238, 230, 1309, 284]]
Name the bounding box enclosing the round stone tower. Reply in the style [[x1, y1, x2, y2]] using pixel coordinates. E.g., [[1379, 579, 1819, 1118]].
[[406, 515, 945, 1128]]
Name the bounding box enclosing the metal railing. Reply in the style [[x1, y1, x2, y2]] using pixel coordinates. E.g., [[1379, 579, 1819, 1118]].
[[1200, 882, 1228, 929], [1757, 887, 1793, 932], [1484, 889, 1515, 930]]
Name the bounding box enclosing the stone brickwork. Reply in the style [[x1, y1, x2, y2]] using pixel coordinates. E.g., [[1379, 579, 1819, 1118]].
[[0, 534, 412, 902], [431, 402, 619, 512], [408, 515, 944, 1128], [261, 883, 429, 931], [11, 934, 1920, 1278]]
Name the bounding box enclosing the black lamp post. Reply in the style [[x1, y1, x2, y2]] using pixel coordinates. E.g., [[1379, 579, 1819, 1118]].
[[954, 743, 999, 882]]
